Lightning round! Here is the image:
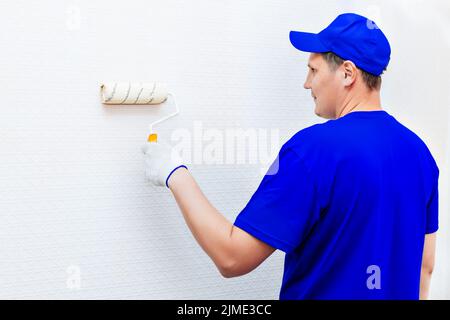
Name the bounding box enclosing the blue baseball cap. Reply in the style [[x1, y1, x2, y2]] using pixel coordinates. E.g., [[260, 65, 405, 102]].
[[289, 13, 391, 76]]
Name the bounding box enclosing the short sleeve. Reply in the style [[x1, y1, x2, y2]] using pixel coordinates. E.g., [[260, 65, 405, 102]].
[[426, 173, 439, 234], [233, 146, 321, 254]]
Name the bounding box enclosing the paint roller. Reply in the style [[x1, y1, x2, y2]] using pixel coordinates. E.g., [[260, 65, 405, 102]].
[[100, 82, 179, 143]]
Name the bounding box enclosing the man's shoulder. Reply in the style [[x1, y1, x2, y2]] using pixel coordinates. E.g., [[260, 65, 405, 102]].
[[278, 122, 336, 164], [284, 121, 334, 149]]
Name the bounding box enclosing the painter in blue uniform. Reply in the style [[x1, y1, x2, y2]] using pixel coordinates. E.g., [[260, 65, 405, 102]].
[[233, 14, 439, 299]]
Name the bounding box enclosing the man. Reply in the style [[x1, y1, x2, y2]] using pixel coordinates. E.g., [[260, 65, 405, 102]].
[[141, 13, 439, 300]]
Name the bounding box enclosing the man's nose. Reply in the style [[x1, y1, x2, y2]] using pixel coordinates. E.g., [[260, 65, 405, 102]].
[[303, 80, 311, 90]]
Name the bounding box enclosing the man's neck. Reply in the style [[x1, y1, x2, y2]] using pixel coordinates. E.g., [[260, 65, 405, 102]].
[[336, 90, 382, 119]]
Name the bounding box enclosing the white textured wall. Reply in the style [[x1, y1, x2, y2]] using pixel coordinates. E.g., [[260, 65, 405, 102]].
[[0, 0, 448, 299]]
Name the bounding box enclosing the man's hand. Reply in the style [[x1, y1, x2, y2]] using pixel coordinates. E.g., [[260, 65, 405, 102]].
[[141, 139, 187, 187]]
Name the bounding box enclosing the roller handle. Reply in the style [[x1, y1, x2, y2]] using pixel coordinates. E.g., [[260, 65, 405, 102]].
[[147, 133, 158, 143]]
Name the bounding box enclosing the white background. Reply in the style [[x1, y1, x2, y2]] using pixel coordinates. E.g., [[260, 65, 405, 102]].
[[0, 0, 449, 299]]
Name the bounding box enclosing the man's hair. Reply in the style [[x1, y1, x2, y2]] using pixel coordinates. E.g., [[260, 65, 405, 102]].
[[321, 52, 384, 91]]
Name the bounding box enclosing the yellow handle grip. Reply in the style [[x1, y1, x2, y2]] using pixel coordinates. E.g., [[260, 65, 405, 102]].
[[147, 133, 158, 143]]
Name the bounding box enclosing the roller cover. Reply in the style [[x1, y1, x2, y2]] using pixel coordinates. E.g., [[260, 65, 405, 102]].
[[100, 82, 168, 105]]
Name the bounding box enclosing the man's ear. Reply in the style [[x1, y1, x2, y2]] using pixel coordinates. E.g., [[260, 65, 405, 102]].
[[341, 60, 357, 87]]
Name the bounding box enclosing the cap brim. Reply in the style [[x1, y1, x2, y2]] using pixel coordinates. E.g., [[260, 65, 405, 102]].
[[289, 31, 328, 53]]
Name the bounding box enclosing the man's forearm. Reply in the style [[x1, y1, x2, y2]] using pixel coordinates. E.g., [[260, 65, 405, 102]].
[[419, 269, 432, 300], [167, 167, 235, 273], [420, 233, 436, 300]]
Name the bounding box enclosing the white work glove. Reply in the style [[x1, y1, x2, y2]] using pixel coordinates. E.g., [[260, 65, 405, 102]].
[[141, 139, 187, 187]]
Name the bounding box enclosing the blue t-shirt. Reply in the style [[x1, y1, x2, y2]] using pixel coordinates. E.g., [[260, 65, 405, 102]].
[[233, 110, 439, 300]]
